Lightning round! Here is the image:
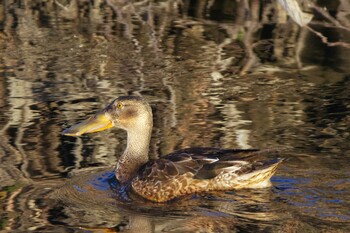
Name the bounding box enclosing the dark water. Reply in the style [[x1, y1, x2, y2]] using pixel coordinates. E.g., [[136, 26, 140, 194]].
[[1, 0, 350, 232]]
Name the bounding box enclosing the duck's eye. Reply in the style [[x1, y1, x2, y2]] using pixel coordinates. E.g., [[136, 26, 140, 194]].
[[116, 103, 123, 109]]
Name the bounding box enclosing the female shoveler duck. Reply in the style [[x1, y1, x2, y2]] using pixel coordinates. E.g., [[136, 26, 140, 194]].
[[63, 96, 283, 202]]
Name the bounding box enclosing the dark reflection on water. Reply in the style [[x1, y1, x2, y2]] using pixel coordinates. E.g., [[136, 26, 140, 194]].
[[0, 0, 350, 232], [53, 168, 283, 232]]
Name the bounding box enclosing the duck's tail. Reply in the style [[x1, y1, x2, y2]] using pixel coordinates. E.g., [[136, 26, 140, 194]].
[[209, 158, 284, 190], [235, 158, 284, 189]]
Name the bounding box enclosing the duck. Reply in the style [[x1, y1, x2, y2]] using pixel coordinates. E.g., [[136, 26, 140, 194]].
[[62, 96, 283, 202]]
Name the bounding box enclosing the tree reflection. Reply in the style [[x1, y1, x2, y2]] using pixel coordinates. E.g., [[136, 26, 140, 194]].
[[0, 0, 349, 232]]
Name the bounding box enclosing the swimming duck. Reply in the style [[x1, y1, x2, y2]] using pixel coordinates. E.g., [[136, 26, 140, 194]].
[[63, 96, 283, 202]]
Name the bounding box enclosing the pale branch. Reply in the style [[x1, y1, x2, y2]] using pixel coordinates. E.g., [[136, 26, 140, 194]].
[[306, 26, 350, 48], [310, 4, 350, 32]]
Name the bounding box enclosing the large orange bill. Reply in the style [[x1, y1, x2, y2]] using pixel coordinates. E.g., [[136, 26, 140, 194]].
[[62, 111, 113, 136]]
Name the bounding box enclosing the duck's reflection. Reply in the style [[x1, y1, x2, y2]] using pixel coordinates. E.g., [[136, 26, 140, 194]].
[[52, 167, 282, 232]]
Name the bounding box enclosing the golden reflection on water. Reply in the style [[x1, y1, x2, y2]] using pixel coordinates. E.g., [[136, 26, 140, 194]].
[[0, 0, 350, 232], [51, 167, 282, 232]]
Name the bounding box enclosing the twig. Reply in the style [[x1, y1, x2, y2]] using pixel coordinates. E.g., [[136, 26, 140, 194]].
[[306, 26, 350, 48], [310, 4, 350, 32], [54, 0, 69, 11]]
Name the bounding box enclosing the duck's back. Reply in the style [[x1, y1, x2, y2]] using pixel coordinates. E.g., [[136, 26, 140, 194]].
[[131, 147, 283, 202]]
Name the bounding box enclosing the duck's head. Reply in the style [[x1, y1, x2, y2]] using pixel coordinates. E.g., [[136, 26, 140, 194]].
[[62, 96, 153, 136]]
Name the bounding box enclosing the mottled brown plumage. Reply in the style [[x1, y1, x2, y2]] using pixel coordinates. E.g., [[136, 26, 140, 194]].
[[132, 148, 282, 202], [63, 96, 283, 202]]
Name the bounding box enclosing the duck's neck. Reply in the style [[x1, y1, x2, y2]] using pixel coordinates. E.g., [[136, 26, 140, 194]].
[[115, 126, 152, 183]]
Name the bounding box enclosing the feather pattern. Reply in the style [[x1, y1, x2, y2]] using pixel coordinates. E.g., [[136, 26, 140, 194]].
[[132, 147, 283, 202]]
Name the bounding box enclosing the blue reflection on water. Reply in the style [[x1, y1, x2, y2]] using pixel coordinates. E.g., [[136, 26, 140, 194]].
[[88, 171, 116, 191], [73, 185, 87, 193], [273, 175, 350, 222]]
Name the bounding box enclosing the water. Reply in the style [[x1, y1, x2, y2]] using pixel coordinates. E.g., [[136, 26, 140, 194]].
[[1, 0, 350, 232]]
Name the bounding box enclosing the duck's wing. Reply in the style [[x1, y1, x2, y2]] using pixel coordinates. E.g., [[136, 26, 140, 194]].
[[136, 152, 215, 182], [137, 147, 281, 181], [133, 147, 282, 202]]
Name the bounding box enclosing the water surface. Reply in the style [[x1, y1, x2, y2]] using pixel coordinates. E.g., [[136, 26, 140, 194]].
[[1, 0, 350, 232]]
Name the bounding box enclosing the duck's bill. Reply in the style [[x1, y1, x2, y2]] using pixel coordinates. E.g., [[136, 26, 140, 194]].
[[62, 111, 113, 136]]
